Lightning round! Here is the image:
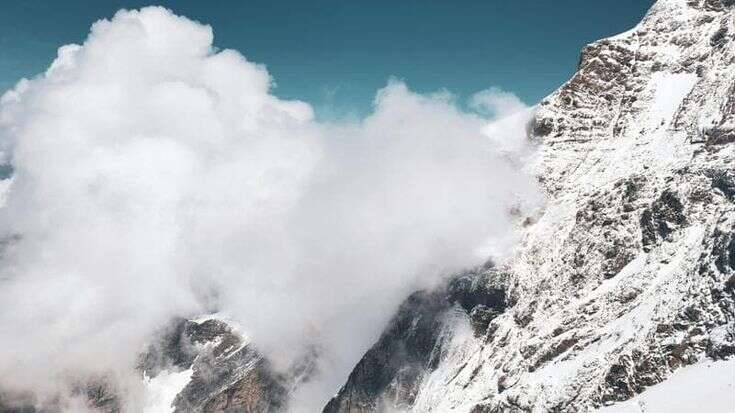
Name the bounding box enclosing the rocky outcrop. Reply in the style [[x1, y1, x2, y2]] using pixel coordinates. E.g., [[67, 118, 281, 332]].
[[322, 289, 450, 413], [323, 269, 511, 412], [151, 318, 306, 413], [0, 314, 315, 413]]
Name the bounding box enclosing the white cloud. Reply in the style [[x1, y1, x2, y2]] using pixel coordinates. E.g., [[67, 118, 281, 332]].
[[470, 87, 528, 118], [0, 7, 542, 411]]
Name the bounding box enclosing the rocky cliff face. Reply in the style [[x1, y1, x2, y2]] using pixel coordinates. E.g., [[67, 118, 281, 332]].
[[145, 317, 320, 413], [147, 318, 297, 413], [0, 317, 308, 413], [322, 267, 509, 413], [325, 0, 735, 411]]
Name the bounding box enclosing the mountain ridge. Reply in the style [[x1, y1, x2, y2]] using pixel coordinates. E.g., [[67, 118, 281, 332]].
[[324, 0, 735, 411]]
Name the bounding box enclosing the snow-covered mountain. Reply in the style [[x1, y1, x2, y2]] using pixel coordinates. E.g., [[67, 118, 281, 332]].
[[323, 0, 735, 411], [3, 0, 735, 412]]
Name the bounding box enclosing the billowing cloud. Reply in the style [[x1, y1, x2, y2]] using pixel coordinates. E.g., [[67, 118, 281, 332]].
[[0, 7, 541, 411], [470, 87, 528, 118]]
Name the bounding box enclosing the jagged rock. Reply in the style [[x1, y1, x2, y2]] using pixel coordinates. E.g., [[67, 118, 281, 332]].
[[164, 318, 295, 413], [640, 189, 687, 249], [468, 305, 501, 337], [133, 316, 298, 413], [448, 272, 507, 315], [708, 169, 735, 199], [323, 271, 509, 412], [139, 318, 197, 375], [322, 288, 449, 413]]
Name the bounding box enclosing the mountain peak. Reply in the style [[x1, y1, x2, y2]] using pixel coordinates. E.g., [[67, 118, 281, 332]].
[[325, 0, 735, 410]]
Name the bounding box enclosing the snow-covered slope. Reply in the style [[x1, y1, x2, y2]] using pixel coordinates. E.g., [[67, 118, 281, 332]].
[[597, 358, 735, 413], [325, 0, 735, 411]]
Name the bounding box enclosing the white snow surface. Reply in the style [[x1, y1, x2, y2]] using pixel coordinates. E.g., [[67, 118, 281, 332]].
[[143, 369, 193, 413], [597, 358, 735, 413], [645, 72, 698, 132]]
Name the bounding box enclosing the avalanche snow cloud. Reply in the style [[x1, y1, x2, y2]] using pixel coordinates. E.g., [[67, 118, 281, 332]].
[[0, 6, 541, 411]]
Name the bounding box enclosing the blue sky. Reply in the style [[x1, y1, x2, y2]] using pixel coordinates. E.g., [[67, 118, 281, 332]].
[[0, 0, 652, 118]]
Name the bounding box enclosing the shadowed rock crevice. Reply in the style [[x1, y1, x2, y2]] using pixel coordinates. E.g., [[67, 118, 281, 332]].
[[640, 189, 687, 250], [323, 270, 509, 413]]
